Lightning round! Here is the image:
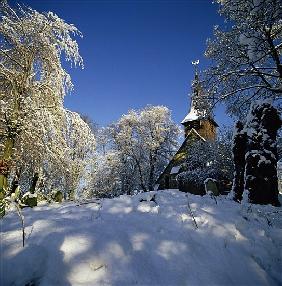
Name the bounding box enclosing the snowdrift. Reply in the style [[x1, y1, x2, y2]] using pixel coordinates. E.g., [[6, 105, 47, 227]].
[[1, 190, 281, 285]]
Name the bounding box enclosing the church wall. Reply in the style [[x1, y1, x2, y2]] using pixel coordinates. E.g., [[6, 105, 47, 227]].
[[156, 131, 206, 190], [156, 119, 217, 192], [198, 120, 216, 141], [184, 119, 216, 141]]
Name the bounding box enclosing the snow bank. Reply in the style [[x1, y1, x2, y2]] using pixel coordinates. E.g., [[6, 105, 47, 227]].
[[1, 190, 281, 285]]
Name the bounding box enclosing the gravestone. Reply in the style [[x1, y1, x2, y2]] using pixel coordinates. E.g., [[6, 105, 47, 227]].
[[52, 190, 63, 203], [204, 178, 219, 196]]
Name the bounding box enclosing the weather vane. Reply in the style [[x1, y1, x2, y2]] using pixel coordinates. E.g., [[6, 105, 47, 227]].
[[191, 60, 200, 75], [191, 60, 199, 66]]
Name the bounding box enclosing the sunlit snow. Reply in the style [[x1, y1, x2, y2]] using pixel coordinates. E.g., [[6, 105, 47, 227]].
[[1, 190, 281, 285]]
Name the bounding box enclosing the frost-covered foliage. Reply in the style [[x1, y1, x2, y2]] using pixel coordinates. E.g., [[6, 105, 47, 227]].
[[80, 114, 99, 136], [60, 111, 96, 197], [178, 128, 234, 194], [92, 106, 180, 196], [3, 108, 96, 202], [91, 151, 125, 198], [202, 0, 282, 117], [244, 100, 281, 206], [95, 127, 112, 156], [0, 2, 95, 209]]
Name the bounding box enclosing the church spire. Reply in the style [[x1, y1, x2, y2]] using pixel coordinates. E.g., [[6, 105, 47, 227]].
[[181, 61, 218, 140], [192, 60, 201, 96], [181, 60, 202, 125], [192, 59, 199, 83]]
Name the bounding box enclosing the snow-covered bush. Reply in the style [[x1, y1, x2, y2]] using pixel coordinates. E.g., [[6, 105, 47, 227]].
[[22, 192, 37, 208], [178, 130, 234, 194], [244, 100, 281, 206], [51, 190, 63, 203]]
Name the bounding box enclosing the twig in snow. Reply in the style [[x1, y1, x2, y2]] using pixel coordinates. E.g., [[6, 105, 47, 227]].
[[76, 200, 101, 206], [264, 215, 272, 227], [27, 224, 34, 241], [256, 210, 273, 227], [13, 202, 25, 247], [186, 195, 198, 229], [209, 192, 217, 204], [90, 263, 107, 271], [91, 204, 102, 220], [150, 194, 157, 204]]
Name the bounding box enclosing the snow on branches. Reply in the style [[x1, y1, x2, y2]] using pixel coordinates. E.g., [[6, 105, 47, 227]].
[[92, 106, 180, 196], [0, 2, 95, 205], [202, 0, 282, 117], [232, 100, 281, 206]]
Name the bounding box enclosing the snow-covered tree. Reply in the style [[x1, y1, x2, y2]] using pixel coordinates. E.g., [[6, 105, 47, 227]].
[[278, 135, 282, 159], [61, 111, 96, 197], [91, 151, 125, 198], [96, 127, 112, 156], [202, 0, 282, 117], [106, 106, 180, 193], [244, 100, 281, 206], [1, 105, 96, 203], [80, 114, 99, 136], [0, 1, 85, 209], [12, 107, 69, 194]]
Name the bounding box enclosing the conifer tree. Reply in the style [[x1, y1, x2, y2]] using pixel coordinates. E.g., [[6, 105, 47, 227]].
[[244, 101, 281, 206]]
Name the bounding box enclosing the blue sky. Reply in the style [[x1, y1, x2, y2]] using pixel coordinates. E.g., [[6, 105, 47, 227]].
[[14, 0, 233, 127]]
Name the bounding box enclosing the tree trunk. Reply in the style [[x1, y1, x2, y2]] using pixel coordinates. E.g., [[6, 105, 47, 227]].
[[135, 160, 147, 192], [29, 172, 39, 194], [231, 121, 247, 202], [10, 168, 21, 195], [0, 137, 15, 195], [148, 151, 157, 192]]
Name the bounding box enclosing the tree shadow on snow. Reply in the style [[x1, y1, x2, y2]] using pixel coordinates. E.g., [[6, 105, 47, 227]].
[[1, 193, 280, 285], [1, 232, 71, 286]]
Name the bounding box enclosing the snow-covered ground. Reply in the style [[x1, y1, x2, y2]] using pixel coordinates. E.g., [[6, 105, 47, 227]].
[[1, 190, 281, 285]]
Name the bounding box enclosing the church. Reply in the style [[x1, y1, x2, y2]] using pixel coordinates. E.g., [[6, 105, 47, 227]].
[[156, 69, 218, 191]]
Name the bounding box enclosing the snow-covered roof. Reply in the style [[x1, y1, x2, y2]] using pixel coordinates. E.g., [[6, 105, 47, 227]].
[[186, 128, 206, 141], [181, 106, 199, 124], [181, 106, 218, 127]]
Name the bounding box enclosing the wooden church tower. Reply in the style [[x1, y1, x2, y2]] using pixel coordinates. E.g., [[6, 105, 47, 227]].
[[156, 65, 218, 191], [181, 68, 218, 141]]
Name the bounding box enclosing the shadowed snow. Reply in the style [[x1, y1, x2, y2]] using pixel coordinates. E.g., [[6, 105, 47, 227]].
[[1, 190, 281, 285]]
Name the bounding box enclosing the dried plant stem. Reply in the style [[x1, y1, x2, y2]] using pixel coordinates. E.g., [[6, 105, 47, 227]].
[[14, 202, 25, 247], [186, 195, 198, 229]]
